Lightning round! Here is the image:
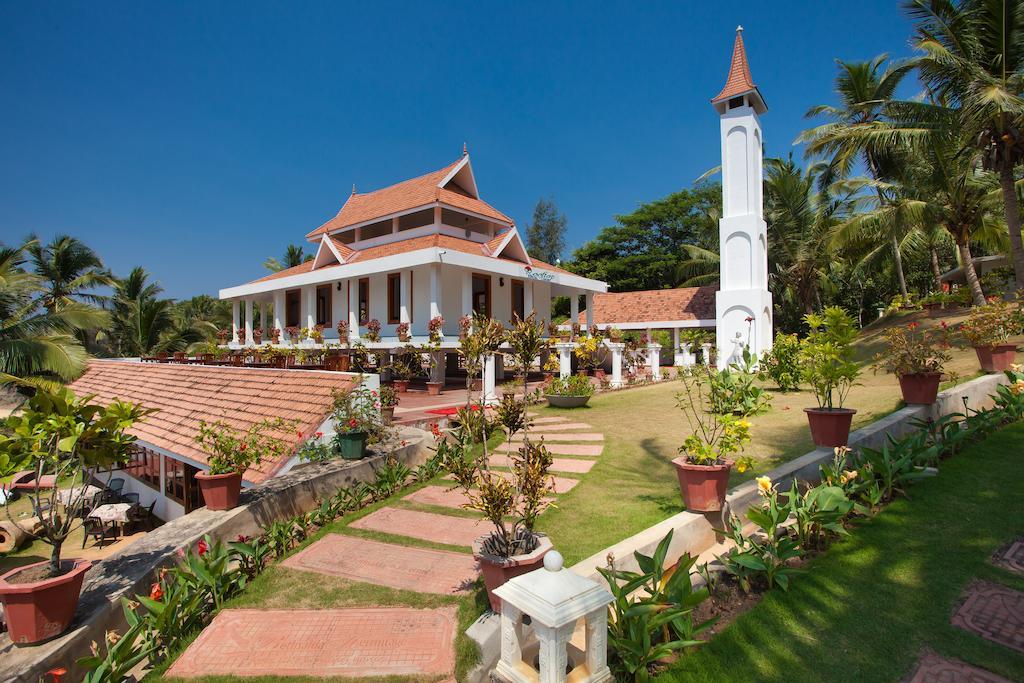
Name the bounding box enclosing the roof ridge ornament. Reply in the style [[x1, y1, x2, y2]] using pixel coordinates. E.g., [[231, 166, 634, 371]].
[[462, 142, 468, 156], [351, 183, 357, 195]]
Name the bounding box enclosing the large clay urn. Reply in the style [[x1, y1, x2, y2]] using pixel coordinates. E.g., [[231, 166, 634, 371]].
[[804, 407, 857, 448], [671, 458, 733, 512], [474, 534, 553, 613], [195, 471, 243, 511], [898, 373, 941, 405], [0, 559, 92, 645]]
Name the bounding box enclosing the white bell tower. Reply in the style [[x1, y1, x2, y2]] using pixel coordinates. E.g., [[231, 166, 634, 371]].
[[712, 26, 772, 369]]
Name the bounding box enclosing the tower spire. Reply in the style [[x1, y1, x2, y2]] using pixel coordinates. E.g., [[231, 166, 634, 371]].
[[711, 26, 766, 114], [462, 142, 468, 156]]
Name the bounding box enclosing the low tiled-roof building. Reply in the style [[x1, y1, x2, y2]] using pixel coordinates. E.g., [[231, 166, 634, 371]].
[[69, 360, 361, 520]]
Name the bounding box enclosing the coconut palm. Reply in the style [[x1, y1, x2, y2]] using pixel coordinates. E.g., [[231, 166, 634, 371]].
[[263, 244, 313, 273], [0, 243, 108, 385], [25, 234, 114, 311], [106, 268, 207, 357], [907, 0, 1024, 291], [672, 206, 720, 287], [797, 54, 918, 296]]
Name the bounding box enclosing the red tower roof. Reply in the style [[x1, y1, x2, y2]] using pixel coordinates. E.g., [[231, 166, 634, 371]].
[[711, 27, 766, 112]]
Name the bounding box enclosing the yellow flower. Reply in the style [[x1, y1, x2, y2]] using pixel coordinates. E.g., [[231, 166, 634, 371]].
[[1011, 379, 1024, 396], [841, 470, 858, 484], [739, 420, 751, 429], [1011, 363, 1023, 373], [756, 476, 773, 496], [736, 461, 748, 473]]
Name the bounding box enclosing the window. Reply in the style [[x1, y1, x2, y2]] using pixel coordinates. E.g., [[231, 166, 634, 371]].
[[285, 289, 301, 327], [124, 446, 160, 490], [387, 273, 401, 324], [164, 457, 202, 513], [728, 96, 744, 110], [316, 285, 332, 326], [358, 278, 370, 325], [511, 280, 525, 321], [472, 274, 491, 317]]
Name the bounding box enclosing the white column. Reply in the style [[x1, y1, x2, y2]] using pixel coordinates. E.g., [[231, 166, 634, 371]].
[[483, 353, 498, 405], [273, 290, 286, 342], [585, 291, 594, 330], [524, 280, 534, 317], [647, 343, 662, 381], [497, 604, 525, 675], [331, 283, 344, 333], [606, 341, 624, 388], [535, 623, 574, 683], [348, 280, 359, 339], [244, 299, 254, 346], [230, 300, 240, 346], [673, 328, 684, 366], [303, 286, 316, 332], [399, 270, 411, 325], [585, 610, 611, 682], [260, 302, 270, 343], [461, 270, 472, 318], [701, 342, 713, 366], [569, 291, 580, 327], [555, 342, 573, 379], [429, 264, 442, 321]]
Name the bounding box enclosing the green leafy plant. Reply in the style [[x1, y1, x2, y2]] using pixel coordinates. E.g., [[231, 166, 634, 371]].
[[958, 298, 1022, 347], [675, 367, 754, 471], [545, 374, 594, 397], [784, 480, 853, 550], [799, 306, 860, 409], [758, 332, 801, 391], [718, 480, 803, 592], [331, 383, 387, 441], [194, 417, 293, 475], [708, 348, 772, 416], [573, 334, 603, 373], [598, 530, 714, 682], [872, 321, 952, 376]]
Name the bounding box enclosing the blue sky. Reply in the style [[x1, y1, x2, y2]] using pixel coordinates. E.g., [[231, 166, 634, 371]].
[[0, 1, 916, 299]]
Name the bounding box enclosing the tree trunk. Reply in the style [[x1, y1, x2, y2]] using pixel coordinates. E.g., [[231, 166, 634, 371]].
[[49, 541, 63, 577], [892, 235, 908, 297], [930, 248, 943, 292], [958, 240, 987, 306], [999, 165, 1024, 294]]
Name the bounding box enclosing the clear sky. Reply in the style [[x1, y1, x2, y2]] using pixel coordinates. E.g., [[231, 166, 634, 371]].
[[0, 1, 916, 299]]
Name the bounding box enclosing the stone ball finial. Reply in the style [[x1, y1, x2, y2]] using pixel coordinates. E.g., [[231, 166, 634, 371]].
[[543, 550, 564, 572]]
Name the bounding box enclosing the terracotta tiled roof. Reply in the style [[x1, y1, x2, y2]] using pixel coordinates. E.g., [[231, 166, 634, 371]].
[[68, 361, 356, 484], [328, 236, 356, 262], [306, 158, 513, 238], [247, 233, 571, 285], [712, 28, 757, 103], [579, 286, 718, 325], [484, 231, 510, 255]]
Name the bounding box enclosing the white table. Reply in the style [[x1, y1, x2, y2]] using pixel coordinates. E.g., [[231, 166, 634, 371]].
[[88, 503, 133, 524], [57, 485, 103, 507]]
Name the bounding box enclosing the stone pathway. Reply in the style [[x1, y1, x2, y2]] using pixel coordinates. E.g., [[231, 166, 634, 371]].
[[994, 538, 1024, 574], [174, 412, 606, 679], [906, 652, 1014, 683], [951, 581, 1024, 654], [168, 607, 457, 679]]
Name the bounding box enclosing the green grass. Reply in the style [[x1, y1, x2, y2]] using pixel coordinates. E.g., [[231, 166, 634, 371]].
[[657, 421, 1024, 683]]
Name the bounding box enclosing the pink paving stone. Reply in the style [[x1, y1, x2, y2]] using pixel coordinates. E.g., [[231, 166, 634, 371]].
[[283, 534, 478, 595], [523, 422, 594, 431], [995, 539, 1024, 574], [508, 432, 604, 442], [488, 453, 596, 474], [444, 472, 579, 494], [497, 442, 604, 457], [167, 607, 457, 679], [530, 416, 571, 424], [906, 652, 1014, 683], [404, 485, 474, 510], [350, 507, 485, 547], [951, 581, 1024, 654]]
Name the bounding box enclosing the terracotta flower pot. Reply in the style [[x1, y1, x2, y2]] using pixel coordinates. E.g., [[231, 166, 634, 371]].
[[670, 458, 733, 512], [393, 379, 410, 393], [595, 368, 606, 380], [474, 535, 553, 613], [381, 407, 395, 424], [0, 559, 92, 645], [195, 471, 243, 511], [542, 372, 553, 384], [898, 372, 942, 405], [426, 381, 443, 396], [973, 344, 1017, 373], [922, 303, 942, 318], [804, 407, 857, 448], [337, 431, 368, 460]]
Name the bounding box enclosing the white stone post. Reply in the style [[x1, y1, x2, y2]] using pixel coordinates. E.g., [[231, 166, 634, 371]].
[[569, 292, 579, 328], [273, 290, 286, 342], [605, 341, 625, 388], [535, 623, 575, 683], [524, 280, 534, 317], [584, 609, 609, 681], [483, 353, 498, 405], [303, 285, 316, 333], [585, 292, 594, 331], [348, 280, 359, 340], [646, 342, 662, 381], [554, 342, 574, 379], [461, 270, 473, 318], [259, 302, 270, 343], [399, 270, 411, 325], [701, 342, 713, 366], [330, 283, 344, 333], [230, 300, 240, 346], [244, 299, 254, 346], [429, 264, 442, 322]]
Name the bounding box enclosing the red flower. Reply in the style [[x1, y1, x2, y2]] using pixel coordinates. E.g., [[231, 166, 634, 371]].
[[197, 539, 209, 557], [239, 442, 247, 451], [296, 430, 303, 439], [315, 431, 323, 439], [942, 282, 950, 293], [430, 423, 441, 437], [470, 404, 481, 411], [941, 321, 948, 329], [348, 418, 358, 428], [744, 316, 754, 323], [47, 669, 66, 683], [908, 322, 919, 330], [149, 582, 163, 601], [237, 534, 250, 543]]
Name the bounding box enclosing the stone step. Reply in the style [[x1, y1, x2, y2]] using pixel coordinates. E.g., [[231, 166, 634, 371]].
[[496, 442, 604, 457], [507, 432, 604, 442], [523, 422, 593, 432], [167, 607, 457, 679], [487, 453, 595, 474], [529, 416, 572, 425], [282, 534, 478, 595], [350, 507, 486, 547], [444, 472, 579, 494], [403, 485, 473, 511]]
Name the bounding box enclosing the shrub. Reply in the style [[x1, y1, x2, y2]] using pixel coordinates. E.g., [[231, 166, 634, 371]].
[[708, 348, 771, 416], [759, 332, 801, 391], [717, 481, 803, 592], [958, 298, 1022, 347], [799, 306, 860, 409], [676, 367, 754, 471], [195, 417, 294, 475], [872, 321, 952, 376], [546, 374, 594, 397]]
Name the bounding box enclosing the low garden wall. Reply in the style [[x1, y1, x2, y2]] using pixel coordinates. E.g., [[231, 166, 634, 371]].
[[0, 426, 433, 683]]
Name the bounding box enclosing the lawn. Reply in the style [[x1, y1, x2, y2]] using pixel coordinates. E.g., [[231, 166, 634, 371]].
[[657, 419, 1024, 682], [535, 309, 1019, 566]]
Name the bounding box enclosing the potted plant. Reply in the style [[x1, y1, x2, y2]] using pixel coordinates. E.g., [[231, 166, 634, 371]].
[[270, 327, 281, 344], [312, 324, 325, 344], [364, 318, 381, 343], [799, 307, 861, 447], [459, 314, 473, 341], [194, 417, 292, 511], [0, 388, 150, 645], [217, 328, 229, 345], [571, 322, 581, 341], [607, 326, 622, 342], [428, 316, 444, 344], [670, 369, 754, 512], [542, 352, 559, 383], [336, 320, 350, 347], [252, 326, 263, 345], [378, 384, 399, 423], [574, 335, 600, 377], [284, 325, 300, 345], [873, 321, 952, 404], [396, 322, 411, 342], [959, 298, 1022, 372], [388, 346, 417, 392], [330, 387, 378, 460], [544, 374, 594, 408]]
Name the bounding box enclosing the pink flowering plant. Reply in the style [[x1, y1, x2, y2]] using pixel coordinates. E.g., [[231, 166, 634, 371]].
[[872, 321, 952, 376], [194, 417, 295, 475], [330, 383, 388, 443], [364, 318, 381, 342], [336, 320, 349, 346], [428, 316, 445, 342], [396, 321, 411, 341]]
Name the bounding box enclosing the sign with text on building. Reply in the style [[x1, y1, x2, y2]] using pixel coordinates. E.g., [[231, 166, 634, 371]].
[[525, 268, 555, 282]]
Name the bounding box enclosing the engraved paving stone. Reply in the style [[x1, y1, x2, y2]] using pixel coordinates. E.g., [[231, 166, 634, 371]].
[[951, 581, 1024, 654], [283, 534, 479, 594], [404, 485, 474, 510], [906, 652, 1014, 683], [506, 432, 605, 442], [497, 442, 604, 457], [350, 507, 485, 547], [995, 539, 1024, 574], [167, 607, 457, 679], [488, 453, 596, 474]]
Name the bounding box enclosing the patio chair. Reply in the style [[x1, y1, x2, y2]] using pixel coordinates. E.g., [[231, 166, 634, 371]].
[[126, 501, 157, 533], [103, 478, 125, 503], [78, 490, 105, 518], [82, 518, 117, 548], [120, 492, 140, 506]]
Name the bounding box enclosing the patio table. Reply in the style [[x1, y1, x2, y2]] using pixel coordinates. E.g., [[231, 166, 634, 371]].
[[88, 503, 134, 525], [57, 485, 103, 507]]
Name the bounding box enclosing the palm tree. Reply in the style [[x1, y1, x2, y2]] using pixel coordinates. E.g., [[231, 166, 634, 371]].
[[264, 244, 313, 272], [798, 54, 918, 296], [0, 242, 108, 385], [672, 206, 720, 286], [25, 234, 114, 311], [907, 0, 1024, 291], [106, 268, 207, 357]]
